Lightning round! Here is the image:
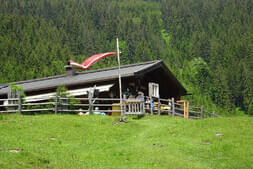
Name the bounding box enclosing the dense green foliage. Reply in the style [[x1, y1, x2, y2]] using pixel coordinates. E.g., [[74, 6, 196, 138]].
[[0, 0, 252, 113], [0, 114, 253, 168]]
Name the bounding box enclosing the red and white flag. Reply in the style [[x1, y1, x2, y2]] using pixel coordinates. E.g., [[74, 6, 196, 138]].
[[70, 52, 117, 70]]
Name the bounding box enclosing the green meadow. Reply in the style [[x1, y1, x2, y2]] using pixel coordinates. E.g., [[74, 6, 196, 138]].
[[0, 114, 252, 169]]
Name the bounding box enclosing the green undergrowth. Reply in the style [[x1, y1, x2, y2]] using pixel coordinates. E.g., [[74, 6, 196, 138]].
[[0, 114, 252, 169]]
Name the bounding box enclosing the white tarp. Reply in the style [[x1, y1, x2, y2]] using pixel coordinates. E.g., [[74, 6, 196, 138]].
[[25, 84, 114, 102]]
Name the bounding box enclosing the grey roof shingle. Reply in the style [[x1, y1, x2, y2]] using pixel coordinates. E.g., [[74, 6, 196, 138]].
[[0, 85, 8, 90], [0, 60, 164, 95]]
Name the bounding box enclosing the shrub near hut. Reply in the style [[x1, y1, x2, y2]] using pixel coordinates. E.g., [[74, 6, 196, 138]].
[[10, 84, 26, 114], [55, 86, 80, 114]]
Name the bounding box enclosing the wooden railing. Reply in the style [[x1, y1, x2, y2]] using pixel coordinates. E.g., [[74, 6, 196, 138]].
[[0, 96, 218, 119]]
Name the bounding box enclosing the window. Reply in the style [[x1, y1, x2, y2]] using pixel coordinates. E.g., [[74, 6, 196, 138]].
[[149, 83, 159, 98]]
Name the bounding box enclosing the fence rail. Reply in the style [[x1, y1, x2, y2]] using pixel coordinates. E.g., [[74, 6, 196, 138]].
[[0, 95, 218, 119]]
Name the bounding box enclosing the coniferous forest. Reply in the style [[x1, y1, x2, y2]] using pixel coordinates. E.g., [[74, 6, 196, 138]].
[[0, 0, 252, 114]]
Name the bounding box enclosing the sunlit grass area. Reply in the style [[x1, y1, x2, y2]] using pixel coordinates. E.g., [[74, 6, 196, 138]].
[[0, 114, 252, 169]]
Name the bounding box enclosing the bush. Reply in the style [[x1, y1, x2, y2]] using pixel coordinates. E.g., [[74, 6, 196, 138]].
[[56, 86, 80, 114]]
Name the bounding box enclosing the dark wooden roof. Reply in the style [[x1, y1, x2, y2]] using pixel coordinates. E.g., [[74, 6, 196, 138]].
[[0, 60, 186, 96]]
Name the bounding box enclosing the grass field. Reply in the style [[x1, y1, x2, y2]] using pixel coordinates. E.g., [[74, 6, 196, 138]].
[[0, 114, 252, 169]]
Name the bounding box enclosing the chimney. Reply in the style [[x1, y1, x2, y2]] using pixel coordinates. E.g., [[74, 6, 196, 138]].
[[65, 65, 76, 76]]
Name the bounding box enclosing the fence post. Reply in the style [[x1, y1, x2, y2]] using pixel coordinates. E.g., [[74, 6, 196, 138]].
[[88, 91, 93, 115], [200, 105, 204, 119], [55, 93, 58, 114], [172, 97, 175, 116], [150, 97, 153, 115], [158, 98, 161, 115], [142, 98, 145, 114], [17, 91, 22, 115], [123, 95, 127, 117], [186, 101, 189, 119]]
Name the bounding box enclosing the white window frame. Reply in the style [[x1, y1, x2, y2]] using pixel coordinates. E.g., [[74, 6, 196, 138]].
[[149, 82, 159, 98]]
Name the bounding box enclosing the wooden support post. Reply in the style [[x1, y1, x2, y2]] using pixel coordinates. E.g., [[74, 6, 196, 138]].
[[184, 101, 189, 119], [200, 105, 204, 119], [186, 101, 189, 119], [158, 98, 161, 115], [116, 38, 123, 116], [183, 102, 186, 118], [54, 93, 58, 114], [18, 91, 22, 115], [172, 97, 175, 116], [150, 97, 153, 115]]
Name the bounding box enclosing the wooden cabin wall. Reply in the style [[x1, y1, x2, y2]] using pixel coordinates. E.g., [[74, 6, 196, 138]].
[[143, 68, 182, 99]]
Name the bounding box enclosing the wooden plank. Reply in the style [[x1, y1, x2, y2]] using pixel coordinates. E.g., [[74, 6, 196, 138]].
[[189, 105, 202, 109], [159, 98, 170, 102], [125, 99, 141, 103], [22, 102, 54, 106], [0, 98, 19, 101], [175, 107, 184, 111], [161, 110, 172, 113], [62, 97, 89, 101], [22, 109, 54, 112], [174, 102, 182, 106], [125, 112, 145, 115], [92, 104, 114, 107], [60, 109, 121, 113], [189, 110, 201, 114], [0, 110, 18, 113], [90, 98, 120, 101], [0, 104, 19, 107], [60, 103, 89, 106], [174, 112, 184, 117]]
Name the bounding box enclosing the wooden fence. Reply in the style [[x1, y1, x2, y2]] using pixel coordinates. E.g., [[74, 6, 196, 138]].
[[0, 95, 218, 119]]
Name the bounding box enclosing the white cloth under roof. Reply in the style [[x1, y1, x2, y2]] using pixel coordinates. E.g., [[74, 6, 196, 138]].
[[25, 84, 114, 102]]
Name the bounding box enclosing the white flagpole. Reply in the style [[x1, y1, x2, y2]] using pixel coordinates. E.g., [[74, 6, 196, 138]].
[[116, 38, 123, 115]]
